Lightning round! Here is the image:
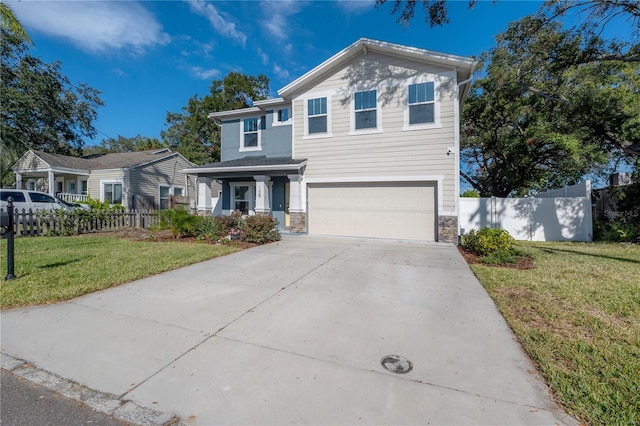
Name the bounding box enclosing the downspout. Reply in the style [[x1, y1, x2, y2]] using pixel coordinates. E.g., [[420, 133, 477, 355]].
[[455, 67, 476, 243]]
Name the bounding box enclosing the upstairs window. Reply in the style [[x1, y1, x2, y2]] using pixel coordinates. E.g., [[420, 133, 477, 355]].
[[277, 108, 289, 122], [242, 117, 265, 151], [354, 90, 377, 130], [408, 82, 435, 125], [307, 97, 327, 134]]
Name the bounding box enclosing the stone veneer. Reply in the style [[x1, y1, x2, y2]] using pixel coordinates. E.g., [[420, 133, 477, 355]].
[[438, 215, 458, 243], [290, 212, 307, 233]]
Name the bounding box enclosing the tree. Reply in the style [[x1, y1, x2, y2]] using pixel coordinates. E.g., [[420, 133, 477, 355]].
[[375, 0, 640, 32], [461, 17, 637, 196], [0, 30, 104, 186], [0, 2, 32, 44], [87, 135, 166, 155], [161, 72, 269, 164]]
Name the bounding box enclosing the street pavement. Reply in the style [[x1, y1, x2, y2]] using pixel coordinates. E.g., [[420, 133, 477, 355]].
[[1, 235, 578, 425], [1, 369, 129, 426]]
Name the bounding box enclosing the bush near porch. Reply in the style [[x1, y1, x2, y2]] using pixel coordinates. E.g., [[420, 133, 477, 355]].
[[156, 209, 281, 244]]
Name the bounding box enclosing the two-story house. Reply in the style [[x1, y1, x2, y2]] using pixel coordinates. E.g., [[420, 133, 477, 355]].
[[185, 38, 476, 243]]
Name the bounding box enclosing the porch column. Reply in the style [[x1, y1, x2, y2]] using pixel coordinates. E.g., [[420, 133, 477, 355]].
[[253, 175, 271, 215], [287, 174, 302, 213], [47, 170, 55, 196], [287, 174, 306, 233], [197, 177, 213, 212], [15, 173, 22, 189]]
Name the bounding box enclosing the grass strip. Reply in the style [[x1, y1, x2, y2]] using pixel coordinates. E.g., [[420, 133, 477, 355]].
[[470, 241, 640, 426], [0, 235, 240, 309]]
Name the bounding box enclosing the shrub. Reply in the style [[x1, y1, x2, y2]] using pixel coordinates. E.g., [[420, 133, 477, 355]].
[[215, 215, 239, 238], [241, 215, 281, 244], [478, 249, 517, 264], [84, 196, 123, 211], [159, 208, 200, 237], [593, 217, 640, 242], [196, 216, 220, 241], [462, 227, 514, 256]]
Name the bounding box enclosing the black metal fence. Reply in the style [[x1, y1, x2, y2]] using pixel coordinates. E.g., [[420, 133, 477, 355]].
[[0, 208, 160, 237]]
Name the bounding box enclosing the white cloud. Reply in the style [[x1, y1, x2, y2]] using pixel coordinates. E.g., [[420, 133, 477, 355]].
[[273, 64, 290, 81], [12, 1, 170, 55], [112, 68, 127, 77], [188, 0, 247, 47], [260, 1, 304, 41], [257, 48, 269, 65], [190, 66, 221, 80], [334, 0, 376, 14]]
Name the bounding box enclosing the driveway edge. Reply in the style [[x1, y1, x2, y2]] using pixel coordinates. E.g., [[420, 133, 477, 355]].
[[1, 353, 184, 426]]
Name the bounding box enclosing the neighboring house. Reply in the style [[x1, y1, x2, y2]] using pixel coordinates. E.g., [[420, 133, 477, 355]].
[[11, 149, 199, 210], [185, 38, 476, 242]]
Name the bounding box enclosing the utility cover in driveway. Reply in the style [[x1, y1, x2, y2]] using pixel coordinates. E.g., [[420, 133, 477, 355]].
[[381, 355, 413, 374], [307, 182, 436, 240]]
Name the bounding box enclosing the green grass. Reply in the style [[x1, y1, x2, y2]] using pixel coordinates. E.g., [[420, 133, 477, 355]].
[[469, 241, 640, 426], [0, 235, 240, 309]]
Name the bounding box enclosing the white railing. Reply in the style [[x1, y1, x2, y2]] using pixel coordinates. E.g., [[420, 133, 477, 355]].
[[58, 193, 89, 203]]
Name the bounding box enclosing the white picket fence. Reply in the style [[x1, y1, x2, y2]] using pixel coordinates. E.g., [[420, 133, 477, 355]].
[[459, 181, 593, 242]]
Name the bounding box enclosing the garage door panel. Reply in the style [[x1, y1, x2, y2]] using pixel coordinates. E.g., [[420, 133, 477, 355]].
[[308, 182, 436, 241]]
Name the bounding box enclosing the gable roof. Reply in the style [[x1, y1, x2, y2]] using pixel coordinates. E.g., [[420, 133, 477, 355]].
[[278, 38, 477, 99], [84, 149, 182, 169], [16, 149, 192, 172]]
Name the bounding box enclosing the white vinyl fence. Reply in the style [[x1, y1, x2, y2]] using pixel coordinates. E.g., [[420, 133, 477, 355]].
[[459, 181, 593, 242]]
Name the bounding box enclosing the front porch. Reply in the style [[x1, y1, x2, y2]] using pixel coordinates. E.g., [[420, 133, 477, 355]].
[[184, 156, 307, 232]]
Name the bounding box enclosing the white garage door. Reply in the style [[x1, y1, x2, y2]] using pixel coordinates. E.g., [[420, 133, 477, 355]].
[[308, 182, 436, 241]]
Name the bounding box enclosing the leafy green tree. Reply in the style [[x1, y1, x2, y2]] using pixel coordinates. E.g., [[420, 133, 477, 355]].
[[87, 134, 166, 154], [0, 30, 104, 186], [0, 2, 32, 44], [162, 72, 269, 165], [375, 0, 640, 32], [461, 16, 638, 196]]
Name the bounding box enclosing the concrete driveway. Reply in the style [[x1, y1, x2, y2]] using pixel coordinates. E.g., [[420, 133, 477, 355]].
[[1, 235, 576, 425]]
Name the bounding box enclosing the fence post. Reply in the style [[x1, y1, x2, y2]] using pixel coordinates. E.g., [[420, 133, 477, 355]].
[[5, 197, 16, 280]]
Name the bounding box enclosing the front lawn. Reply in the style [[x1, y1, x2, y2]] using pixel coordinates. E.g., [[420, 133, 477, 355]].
[[0, 234, 240, 309], [469, 241, 640, 426]]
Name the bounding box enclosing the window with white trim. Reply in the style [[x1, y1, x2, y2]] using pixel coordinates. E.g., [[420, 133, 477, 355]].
[[408, 82, 435, 125], [276, 108, 290, 123], [159, 185, 184, 209], [241, 116, 265, 151], [103, 183, 123, 205], [307, 97, 328, 134], [354, 89, 377, 130]]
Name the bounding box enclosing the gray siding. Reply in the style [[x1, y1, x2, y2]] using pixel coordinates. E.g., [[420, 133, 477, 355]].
[[88, 170, 126, 206], [128, 155, 196, 209], [221, 110, 292, 161]]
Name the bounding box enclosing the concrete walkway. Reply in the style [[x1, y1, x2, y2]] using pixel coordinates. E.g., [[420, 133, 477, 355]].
[[1, 235, 576, 425]]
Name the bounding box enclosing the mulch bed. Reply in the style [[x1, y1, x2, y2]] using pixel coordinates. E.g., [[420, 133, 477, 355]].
[[457, 246, 535, 270], [79, 227, 258, 248]]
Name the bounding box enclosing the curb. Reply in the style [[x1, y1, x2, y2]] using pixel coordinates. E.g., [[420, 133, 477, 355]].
[[1, 353, 185, 426]]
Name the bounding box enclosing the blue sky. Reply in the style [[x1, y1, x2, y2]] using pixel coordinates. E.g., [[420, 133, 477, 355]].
[[12, 0, 545, 147]]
